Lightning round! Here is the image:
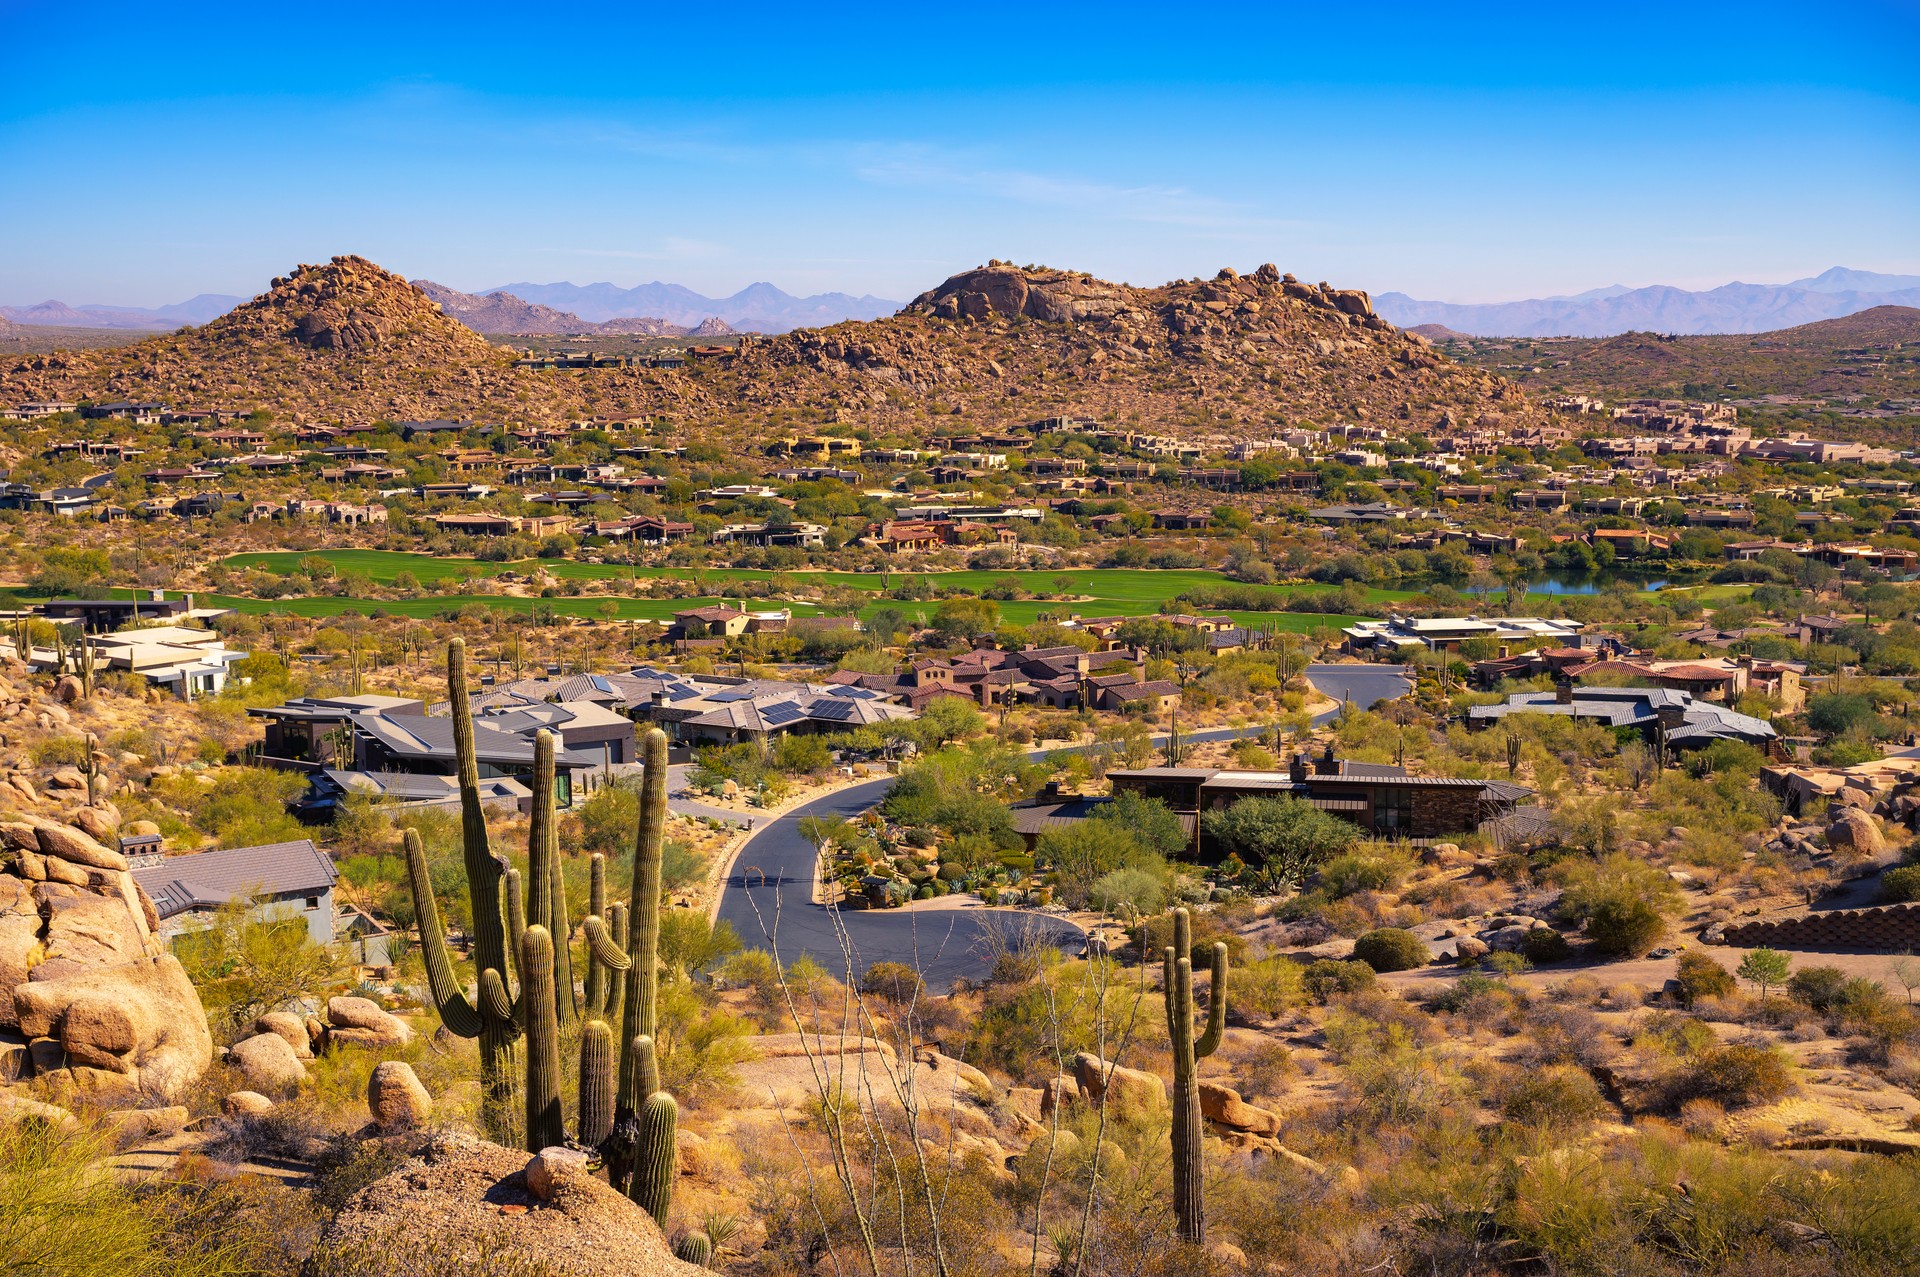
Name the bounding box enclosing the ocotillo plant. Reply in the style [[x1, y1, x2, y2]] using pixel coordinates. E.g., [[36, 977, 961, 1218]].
[[1163, 906, 1228, 1244]]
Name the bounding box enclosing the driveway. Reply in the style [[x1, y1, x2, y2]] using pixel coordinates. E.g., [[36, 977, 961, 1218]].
[[711, 663, 1408, 988]]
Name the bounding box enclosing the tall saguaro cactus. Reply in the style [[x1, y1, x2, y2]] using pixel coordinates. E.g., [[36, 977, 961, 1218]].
[[521, 924, 566, 1153], [403, 638, 522, 1130], [1164, 907, 1228, 1245]]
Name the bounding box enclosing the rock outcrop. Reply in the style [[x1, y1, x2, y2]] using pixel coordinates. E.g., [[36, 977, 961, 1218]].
[[2, 814, 211, 1102], [307, 1133, 702, 1276]]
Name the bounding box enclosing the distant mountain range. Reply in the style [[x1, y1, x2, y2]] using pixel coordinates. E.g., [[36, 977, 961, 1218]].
[[1374, 267, 1920, 338], [410, 280, 738, 338], [479, 280, 900, 332], [0, 294, 244, 330]]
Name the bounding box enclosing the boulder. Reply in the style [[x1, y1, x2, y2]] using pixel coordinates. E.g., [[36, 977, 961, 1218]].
[[311, 1133, 702, 1276], [12, 953, 210, 1101], [525, 1145, 593, 1202], [325, 996, 414, 1049], [103, 1105, 190, 1146], [51, 676, 83, 705], [254, 1011, 315, 1059], [1037, 1073, 1078, 1118], [228, 1031, 306, 1095], [1071, 1051, 1165, 1118], [0, 1034, 28, 1083], [1197, 1080, 1283, 1137], [45, 767, 87, 792], [222, 1090, 274, 1116], [124, 820, 161, 839], [33, 891, 144, 978], [367, 1059, 433, 1130], [914, 1047, 992, 1096], [0, 875, 40, 1027], [25, 817, 127, 871], [0, 1089, 77, 1130], [69, 807, 118, 842], [1828, 809, 1888, 857], [1453, 936, 1490, 964]]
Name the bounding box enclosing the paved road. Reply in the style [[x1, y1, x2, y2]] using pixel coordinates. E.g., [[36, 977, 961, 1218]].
[[712, 662, 1410, 988]]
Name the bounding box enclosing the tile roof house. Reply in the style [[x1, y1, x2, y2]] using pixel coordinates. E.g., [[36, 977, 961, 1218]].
[[130, 839, 339, 945]]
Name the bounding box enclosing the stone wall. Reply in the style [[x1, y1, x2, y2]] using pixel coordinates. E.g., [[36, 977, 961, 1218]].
[[1717, 903, 1920, 952]]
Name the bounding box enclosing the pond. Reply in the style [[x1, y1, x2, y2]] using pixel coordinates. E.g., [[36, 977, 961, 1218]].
[[1525, 572, 1670, 595]]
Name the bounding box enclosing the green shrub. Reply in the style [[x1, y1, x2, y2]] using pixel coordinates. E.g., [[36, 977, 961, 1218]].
[[1501, 1063, 1607, 1129], [1674, 951, 1737, 1005], [1317, 849, 1411, 899], [1787, 964, 1850, 1012], [1553, 853, 1684, 957], [1351, 927, 1431, 973], [1882, 865, 1920, 903], [1676, 1043, 1794, 1108], [861, 961, 926, 1004], [1236, 956, 1306, 1018], [1522, 927, 1572, 964], [1303, 959, 1377, 1003]]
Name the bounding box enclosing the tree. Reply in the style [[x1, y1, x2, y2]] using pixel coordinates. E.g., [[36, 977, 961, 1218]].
[[1808, 692, 1877, 737], [915, 695, 984, 749], [1552, 854, 1684, 957], [1091, 789, 1190, 859], [1737, 947, 1793, 1000], [173, 900, 342, 1036], [1035, 821, 1157, 908], [1200, 796, 1361, 886], [929, 597, 1000, 640]]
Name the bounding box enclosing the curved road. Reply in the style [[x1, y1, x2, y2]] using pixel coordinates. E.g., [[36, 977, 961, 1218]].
[[713, 663, 1408, 988]]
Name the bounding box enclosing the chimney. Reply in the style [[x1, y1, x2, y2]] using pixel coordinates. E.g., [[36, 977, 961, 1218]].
[[1497, 645, 1510, 659], [183, 593, 194, 611], [148, 588, 165, 602], [1317, 742, 1339, 776], [1289, 752, 1308, 784], [1554, 677, 1574, 705]]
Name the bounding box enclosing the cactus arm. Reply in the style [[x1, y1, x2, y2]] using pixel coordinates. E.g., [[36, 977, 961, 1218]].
[[1196, 942, 1228, 1060], [480, 967, 515, 1023], [520, 925, 566, 1153], [401, 828, 483, 1039], [583, 916, 633, 970], [604, 903, 628, 1025], [549, 798, 578, 1027], [578, 1018, 616, 1147], [674, 1235, 713, 1267], [526, 732, 555, 959], [584, 854, 608, 1013], [503, 868, 527, 983], [618, 728, 668, 1100], [630, 1091, 678, 1229]]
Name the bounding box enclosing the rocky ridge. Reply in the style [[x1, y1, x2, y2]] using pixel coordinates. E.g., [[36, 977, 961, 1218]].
[[4, 256, 1534, 442]]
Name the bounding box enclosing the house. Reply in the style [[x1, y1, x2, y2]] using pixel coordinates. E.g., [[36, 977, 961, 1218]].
[[1466, 684, 1779, 751], [1105, 749, 1534, 849], [398, 419, 472, 440], [1342, 616, 1585, 655], [1151, 510, 1211, 531], [671, 606, 751, 639], [130, 839, 339, 945], [37, 592, 214, 632], [709, 522, 827, 548], [1309, 503, 1413, 524], [651, 682, 913, 746], [88, 626, 250, 698], [251, 693, 427, 764]]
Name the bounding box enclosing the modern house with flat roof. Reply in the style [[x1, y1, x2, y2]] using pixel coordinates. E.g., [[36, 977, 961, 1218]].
[[1466, 684, 1779, 751], [1104, 748, 1534, 848], [1342, 616, 1587, 655]]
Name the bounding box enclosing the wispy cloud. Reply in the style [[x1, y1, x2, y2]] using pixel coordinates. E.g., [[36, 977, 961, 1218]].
[[849, 144, 1302, 237]]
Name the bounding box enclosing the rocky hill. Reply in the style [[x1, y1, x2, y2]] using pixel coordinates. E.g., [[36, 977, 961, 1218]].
[[1444, 305, 1920, 405], [3, 256, 1534, 440]]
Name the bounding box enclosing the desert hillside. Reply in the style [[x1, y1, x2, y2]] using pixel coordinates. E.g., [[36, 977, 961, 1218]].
[[3, 256, 1537, 440]]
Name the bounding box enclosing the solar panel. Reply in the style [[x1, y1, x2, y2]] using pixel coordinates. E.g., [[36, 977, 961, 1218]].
[[760, 702, 807, 727], [589, 675, 614, 694], [707, 689, 752, 703], [807, 700, 856, 722]]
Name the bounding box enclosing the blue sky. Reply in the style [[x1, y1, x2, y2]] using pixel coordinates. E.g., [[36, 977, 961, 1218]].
[[2, 2, 1915, 307]]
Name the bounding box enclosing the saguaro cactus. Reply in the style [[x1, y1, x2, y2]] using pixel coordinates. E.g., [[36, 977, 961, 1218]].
[[632, 1091, 679, 1230], [521, 924, 566, 1153], [577, 1018, 617, 1148], [674, 1235, 713, 1267], [1163, 906, 1228, 1244]]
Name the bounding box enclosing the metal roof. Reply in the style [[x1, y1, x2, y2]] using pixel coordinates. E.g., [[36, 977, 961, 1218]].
[[131, 839, 336, 920]]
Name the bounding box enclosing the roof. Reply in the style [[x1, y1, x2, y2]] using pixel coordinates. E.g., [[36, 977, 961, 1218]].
[[356, 712, 599, 768], [131, 839, 336, 920]]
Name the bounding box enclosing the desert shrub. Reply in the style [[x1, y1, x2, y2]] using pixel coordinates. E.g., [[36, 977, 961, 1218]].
[[1522, 927, 1572, 964], [1500, 1062, 1607, 1129], [1351, 927, 1430, 973], [861, 961, 926, 1004], [1676, 1043, 1795, 1108], [1787, 964, 1851, 1012], [1882, 864, 1920, 903], [1316, 847, 1413, 898], [1675, 951, 1738, 1005], [1553, 853, 1684, 957], [1236, 956, 1306, 1018], [1303, 959, 1376, 1003]]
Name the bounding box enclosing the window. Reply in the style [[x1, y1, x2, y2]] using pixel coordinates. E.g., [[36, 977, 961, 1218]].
[[1373, 786, 1413, 833], [305, 896, 320, 910]]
